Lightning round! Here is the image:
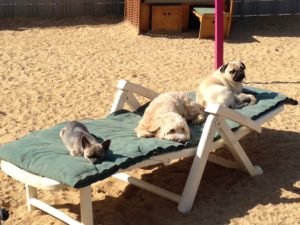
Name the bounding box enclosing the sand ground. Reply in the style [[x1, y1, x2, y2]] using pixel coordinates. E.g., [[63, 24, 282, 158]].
[[0, 15, 299, 225]]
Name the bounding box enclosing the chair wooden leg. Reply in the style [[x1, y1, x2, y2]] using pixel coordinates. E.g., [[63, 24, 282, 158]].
[[199, 17, 203, 39], [178, 114, 219, 213], [198, 23, 202, 39], [25, 184, 37, 212], [80, 186, 93, 225], [110, 89, 127, 113], [219, 121, 263, 176]]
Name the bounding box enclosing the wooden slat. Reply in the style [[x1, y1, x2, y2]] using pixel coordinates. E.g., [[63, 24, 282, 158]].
[[29, 198, 83, 225], [116, 79, 159, 100], [205, 103, 262, 133], [178, 114, 219, 213], [218, 120, 262, 176], [113, 173, 181, 203]]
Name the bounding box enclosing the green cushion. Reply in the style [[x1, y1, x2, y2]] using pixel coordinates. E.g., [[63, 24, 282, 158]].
[[193, 7, 215, 15], [0, 87, 287, 188], [144, 0, 213, 4]]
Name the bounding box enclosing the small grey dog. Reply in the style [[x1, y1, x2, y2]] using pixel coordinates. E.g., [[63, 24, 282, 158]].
[[60, 121, 111, 164]]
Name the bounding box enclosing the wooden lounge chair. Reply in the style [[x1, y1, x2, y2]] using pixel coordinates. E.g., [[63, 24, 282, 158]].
[[0, 80, 287, 225], [193, 0, 234, 38]]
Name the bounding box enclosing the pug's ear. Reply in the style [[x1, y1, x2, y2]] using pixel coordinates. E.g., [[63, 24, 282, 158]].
[[241, 62, 246, 69], [101, 139, 111, 152], [220, 64, 228, 73]]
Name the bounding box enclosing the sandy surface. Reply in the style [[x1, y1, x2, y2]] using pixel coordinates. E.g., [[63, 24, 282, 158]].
[[0, 15, 299, 225]]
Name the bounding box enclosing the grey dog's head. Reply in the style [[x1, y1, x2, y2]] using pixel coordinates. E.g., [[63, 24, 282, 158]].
[[82, 137, 111, 164], [220, 61, 246, 82]]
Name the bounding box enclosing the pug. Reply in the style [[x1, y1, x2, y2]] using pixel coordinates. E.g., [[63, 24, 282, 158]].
[[196, 61, 257, 109], [60, 121, 111, 164]]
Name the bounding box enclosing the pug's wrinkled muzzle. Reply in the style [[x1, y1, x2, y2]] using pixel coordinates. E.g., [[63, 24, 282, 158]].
[[233, 70, 245, 82]]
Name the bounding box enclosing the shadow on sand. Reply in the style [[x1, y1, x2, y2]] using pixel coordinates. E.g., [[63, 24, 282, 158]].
[[0, 14, 299, 42], [229, 15, 300, 43], [53, 127, 300, 225]]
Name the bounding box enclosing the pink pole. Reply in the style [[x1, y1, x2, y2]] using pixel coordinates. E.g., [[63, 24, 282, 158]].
[[215, 0, 224, 69]]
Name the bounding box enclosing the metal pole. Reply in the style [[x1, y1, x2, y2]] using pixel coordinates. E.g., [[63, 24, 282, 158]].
[[215, 0, 224, 69]]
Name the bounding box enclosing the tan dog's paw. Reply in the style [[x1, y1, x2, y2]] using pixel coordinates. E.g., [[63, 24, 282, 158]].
[[186, 101, 206, 124], [135, 127, 155, 138], [191, 113, 206, 124], [248, 95, 257, 105]]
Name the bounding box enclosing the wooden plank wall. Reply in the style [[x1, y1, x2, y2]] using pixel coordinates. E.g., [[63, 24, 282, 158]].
[[0, 0, 124, 18], [234, 0, 300, 16], [0, 0, 299, 18]]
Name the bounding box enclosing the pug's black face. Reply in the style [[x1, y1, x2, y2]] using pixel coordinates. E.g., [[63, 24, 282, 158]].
[[231, 67, 245, 82], [220, 61, 246, 82]]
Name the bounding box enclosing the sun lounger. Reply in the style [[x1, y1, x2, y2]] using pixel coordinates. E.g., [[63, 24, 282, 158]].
[[0, 80, 287, 225]]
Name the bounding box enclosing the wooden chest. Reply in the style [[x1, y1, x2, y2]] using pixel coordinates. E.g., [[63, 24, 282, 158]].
[[151, 5, 183, 33], [199, 13, 230, 38], [193, 7, 232, 38]]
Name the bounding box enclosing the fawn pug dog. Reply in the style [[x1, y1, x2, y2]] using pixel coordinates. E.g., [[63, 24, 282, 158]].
[[196, 61, 257, 109], [60, 121, 111, 164], [135, 92, 205, 143]]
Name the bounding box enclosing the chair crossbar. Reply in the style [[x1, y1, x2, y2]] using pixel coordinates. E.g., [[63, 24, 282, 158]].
[[218, 120, 262, 176], [29, 198, 83, 225], [113, 173, 181, 203]]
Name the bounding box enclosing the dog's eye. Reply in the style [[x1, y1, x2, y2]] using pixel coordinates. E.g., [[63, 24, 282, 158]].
[[181, 128, 185, 133], [230, 70, 236, 74], [168, 129, 176, 134]]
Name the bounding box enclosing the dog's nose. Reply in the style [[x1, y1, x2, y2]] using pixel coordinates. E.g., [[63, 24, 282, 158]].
[[176, 138, 188, 143], [89, 157, 98, 164], [240, 73, 245, 79], [233, 71, 245, 82]]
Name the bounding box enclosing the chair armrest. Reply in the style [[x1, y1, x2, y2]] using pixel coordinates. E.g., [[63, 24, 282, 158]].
[[110, 80, 159, 113], [116, 80, 159, 100], [205, 103, 262, 133]]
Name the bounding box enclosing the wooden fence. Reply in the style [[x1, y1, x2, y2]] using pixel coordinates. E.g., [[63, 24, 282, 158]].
[[0, 0, 123, 18], [234, 0, 300, 16], [0, 0, 299, 18]]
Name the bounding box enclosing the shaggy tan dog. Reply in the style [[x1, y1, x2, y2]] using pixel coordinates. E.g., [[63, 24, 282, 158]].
[[135, 92, 205, 142], [196, 61, 257, 109]]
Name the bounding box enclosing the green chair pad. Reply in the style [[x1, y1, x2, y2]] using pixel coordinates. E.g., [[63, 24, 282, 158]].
[[0, 87, 287, 188], [193, 7, 215, 15], [144, 0, 214, 4]]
